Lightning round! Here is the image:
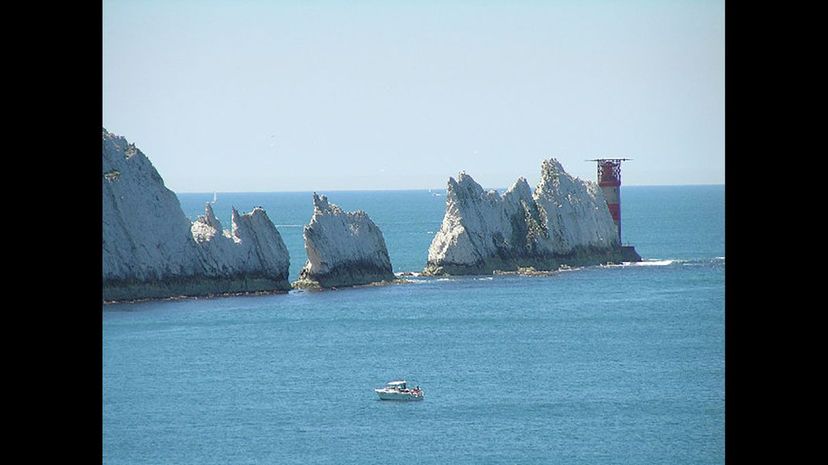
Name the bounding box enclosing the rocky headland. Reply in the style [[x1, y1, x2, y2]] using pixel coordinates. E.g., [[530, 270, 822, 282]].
[[424, 158, 622, 275], [294, 193, 395, 289], [102, 128, 290, 301]]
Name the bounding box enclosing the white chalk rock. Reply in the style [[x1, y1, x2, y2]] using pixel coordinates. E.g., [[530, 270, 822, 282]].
[[296, 193, 394, 288], [532, 159, 620, 255], [424, 158, 621, 275], [190, 203, 290, 280], [102, 129, 204, 284], [102, 128, 290, 301]]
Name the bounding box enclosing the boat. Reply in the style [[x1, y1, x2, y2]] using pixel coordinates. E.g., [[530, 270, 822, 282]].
[[374, 380, 424, 401]]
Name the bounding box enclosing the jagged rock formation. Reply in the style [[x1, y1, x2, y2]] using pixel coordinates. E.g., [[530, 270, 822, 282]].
[[424, 159, 622, 275], [190, 203, 291, 283], [295, 193, 395, 288], [102, 128, 290, 301]]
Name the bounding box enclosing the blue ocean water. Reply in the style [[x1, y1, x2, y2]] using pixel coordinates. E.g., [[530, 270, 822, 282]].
[[103, 185, 724, 464]]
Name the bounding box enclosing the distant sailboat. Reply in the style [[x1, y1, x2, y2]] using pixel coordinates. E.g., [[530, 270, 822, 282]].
[[211, 192, 218, 204]]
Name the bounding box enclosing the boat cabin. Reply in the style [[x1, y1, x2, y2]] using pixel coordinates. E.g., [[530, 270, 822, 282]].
[[386, 380, 407, 390]]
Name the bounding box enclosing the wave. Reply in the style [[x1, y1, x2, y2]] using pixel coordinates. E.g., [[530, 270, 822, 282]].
[[632, 259, 678, 266], [395, 272, 421, 278], [400, 256, 720, 285], [600, 259, 681, 268], [558, 266, 583, 272], [623, 257, 723, 267]]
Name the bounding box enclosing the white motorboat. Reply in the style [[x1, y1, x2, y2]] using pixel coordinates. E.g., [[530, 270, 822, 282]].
[[374, 380, 424, 401]]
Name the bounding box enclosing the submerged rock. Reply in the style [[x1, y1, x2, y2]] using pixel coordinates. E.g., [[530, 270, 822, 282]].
[[424, 158, 621, 275], [295, 193, 395, 288], [102, 128, 290, 301]]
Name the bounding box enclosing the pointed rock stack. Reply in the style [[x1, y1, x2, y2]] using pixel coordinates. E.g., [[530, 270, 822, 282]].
[[295, 193, 395, 288], [424, 158, 622, 275]]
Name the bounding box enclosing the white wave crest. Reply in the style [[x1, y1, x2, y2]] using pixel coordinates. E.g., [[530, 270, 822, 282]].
[[558, 266, 582, 272], [632, 259, 676, 266], [395, 272, 421, 277]]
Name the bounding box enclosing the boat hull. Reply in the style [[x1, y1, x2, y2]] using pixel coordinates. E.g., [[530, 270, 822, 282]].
[[375, 389, 424, 401]]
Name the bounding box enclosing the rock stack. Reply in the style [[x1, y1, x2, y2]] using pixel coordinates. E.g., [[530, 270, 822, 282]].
[[424, 158, 621, 275], [295, 193, 395, 288], [102, 128, 290, 301]]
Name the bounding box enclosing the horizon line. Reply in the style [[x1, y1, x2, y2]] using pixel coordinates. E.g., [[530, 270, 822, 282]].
[[174, 183, 725, 194]]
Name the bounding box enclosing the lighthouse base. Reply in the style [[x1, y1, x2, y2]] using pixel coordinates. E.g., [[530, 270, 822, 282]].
[[621, 246, 642, 263]]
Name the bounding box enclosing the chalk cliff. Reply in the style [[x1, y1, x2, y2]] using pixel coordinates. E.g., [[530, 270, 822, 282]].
[[102, 128, 290, 301], [424, 158, 621, 275], [295, 193, 395, 288]]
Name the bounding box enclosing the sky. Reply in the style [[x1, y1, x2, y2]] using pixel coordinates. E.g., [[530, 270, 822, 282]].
[[103, 0, 724, 193]]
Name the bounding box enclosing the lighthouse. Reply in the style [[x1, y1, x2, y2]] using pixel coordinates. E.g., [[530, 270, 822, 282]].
[[588, 158, 641, 262]]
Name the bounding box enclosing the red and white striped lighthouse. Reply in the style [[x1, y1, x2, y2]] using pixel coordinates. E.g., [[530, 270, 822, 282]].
[[587, 158, 641, 262], [588, 158, 631, 244]]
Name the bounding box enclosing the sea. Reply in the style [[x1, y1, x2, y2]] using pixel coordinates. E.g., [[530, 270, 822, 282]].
[[102, 185, 724, 465]]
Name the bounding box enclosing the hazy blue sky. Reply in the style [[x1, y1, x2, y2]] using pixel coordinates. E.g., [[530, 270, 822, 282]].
[[103, 0, 724, 192]]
